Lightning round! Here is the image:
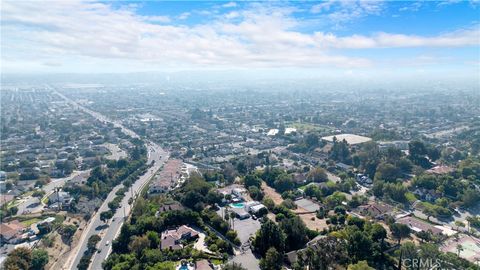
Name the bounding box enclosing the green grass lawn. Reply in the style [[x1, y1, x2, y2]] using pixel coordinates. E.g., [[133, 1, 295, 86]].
[[41, 196, 49, 205], [6, 200, 21, 209], [298, 184, 309, 191], [405, 192, 417, 204], [20, 218, 42, 227], [210, 259, 223, 265]]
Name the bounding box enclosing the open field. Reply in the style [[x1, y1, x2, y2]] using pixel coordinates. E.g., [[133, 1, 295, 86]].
[[43, 215, 86, 270], [261, 182, 284, 205]]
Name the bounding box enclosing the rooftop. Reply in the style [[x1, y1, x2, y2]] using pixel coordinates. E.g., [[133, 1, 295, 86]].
[[322, 134, 372, 145]]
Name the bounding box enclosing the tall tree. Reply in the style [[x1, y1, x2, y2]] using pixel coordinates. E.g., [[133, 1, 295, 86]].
[[390, 223, 411, 245], [296, 236, 348, 270], [260, 247, 283, 270], [280, 216, 309, 251], [253, 220, 286, 256], [31, 249, 49, 270]]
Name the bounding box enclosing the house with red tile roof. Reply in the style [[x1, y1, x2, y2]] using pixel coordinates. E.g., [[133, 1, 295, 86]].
[[0, 220, 26, 244]]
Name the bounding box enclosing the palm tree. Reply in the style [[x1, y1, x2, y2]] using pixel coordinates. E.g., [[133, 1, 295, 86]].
[[456, 244, 464, 257], [230, 212, 236, 230]]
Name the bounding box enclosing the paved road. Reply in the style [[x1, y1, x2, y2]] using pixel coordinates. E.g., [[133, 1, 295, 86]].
[[88, 143, 168, 269], [54, 91, 169, 270], [16, 170, 90, 215]]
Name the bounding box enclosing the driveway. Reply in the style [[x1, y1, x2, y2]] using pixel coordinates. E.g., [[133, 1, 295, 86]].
[[233, 217, 261, 244], [193, 232, 211, 253], [217, 205, 261, 270], [230, 248, 260, 270]]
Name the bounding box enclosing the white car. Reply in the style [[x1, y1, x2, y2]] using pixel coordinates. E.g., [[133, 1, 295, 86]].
[[105, 241, 110, 246]]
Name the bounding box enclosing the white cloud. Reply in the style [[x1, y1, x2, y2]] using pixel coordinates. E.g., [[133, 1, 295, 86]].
[[222, 2, 237, 8], [178, 12, 191, 20], [311, 0, 384, 27], [313, 27, 480, 48], [142, 15, 171, 23], [1, 0, 478, 73], [399, 1, 423, 12]]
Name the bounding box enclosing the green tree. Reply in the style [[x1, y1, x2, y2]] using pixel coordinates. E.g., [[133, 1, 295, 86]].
[[369, 223, 387, 243], [128, 235, 150, 256], [100, 210, 114, 223], [248, 186, 264, 201], [87, 234, 101, 250], [206, 190, 223, 205], [305, 133, 319, 148], [273, 174, 294, 193], [31, 249, 49, 270], [347, 260, 374, 270], [296, 236, 348, 270], [280, 216, 309, 251], [253, 220, 286, 256], [4, 247, 32, 270], [397, 242, 419, 269], [390, 223, 411, 244], [32, 190, 46, 198], [260, 247, 282, 270], [244, 173, 262, 188], [307, 167, 328, 182], [330, 138, 351, 163], [374, 163, 401, 183], [408, 140, 431, 168], [59, 224, 77, 244], [262, 197, 275, 210], [461, 189, 480, 208], [346, 229, 372, 262], [146, 231, 160, 249]]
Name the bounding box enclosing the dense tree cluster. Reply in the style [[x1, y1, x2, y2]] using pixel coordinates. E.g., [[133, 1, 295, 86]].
[[64, 142, 148, 202], [4, 247, 49, 270]]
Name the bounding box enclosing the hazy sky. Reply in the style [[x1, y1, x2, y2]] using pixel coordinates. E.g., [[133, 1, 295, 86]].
[[1, 0, 479, 79]]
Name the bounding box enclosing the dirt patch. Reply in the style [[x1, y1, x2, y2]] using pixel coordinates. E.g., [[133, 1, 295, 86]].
[[261, 182, 283, 205], [39, 215, 87, 270], [261, 182, 329, 232], [297, 213, 329, 232]]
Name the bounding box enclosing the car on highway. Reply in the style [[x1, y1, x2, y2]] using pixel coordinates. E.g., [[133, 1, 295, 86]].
[[106, 241, 110, 246]]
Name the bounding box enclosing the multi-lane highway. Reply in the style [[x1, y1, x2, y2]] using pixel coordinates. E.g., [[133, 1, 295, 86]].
[[87, 142, 168, 269], [54, 90, 169, 270]]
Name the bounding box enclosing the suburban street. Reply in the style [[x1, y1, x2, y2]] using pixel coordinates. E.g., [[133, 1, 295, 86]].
[[54, 90, 170, 270], [16, 170, 90, 215]]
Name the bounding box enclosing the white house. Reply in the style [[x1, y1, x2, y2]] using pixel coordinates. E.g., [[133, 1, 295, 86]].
[[244, 201, 261, 212], [48, 191, 73, 207], [250, 204, 267, 215]]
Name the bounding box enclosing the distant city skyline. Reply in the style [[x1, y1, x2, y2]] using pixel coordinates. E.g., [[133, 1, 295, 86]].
[[1, 0, 479, 80]]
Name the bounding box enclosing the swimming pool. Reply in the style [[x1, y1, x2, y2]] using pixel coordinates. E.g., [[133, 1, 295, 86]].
[[230, 202, 245, 208]]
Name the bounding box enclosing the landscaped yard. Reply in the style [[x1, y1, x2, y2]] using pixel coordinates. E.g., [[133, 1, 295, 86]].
[[20, 217, 42, 227]]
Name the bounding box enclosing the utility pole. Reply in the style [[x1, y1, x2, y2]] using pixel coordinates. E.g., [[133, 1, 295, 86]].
[[56, 187, 61, 211]]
